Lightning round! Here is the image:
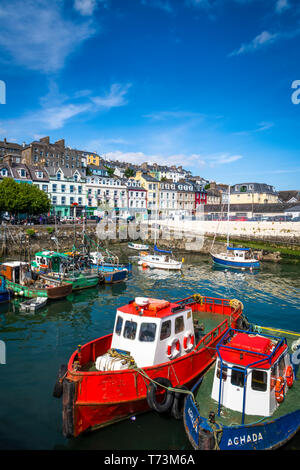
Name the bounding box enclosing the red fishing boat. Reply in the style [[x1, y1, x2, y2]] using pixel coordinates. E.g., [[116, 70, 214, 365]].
[[53, 293, 249, 437]]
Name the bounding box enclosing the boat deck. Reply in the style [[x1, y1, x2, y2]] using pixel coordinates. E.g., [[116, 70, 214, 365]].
[[193, 327, 300, 426]]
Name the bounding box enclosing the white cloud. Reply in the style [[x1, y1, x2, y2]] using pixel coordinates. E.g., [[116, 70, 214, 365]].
[[275, 0, 290, 13], [91, 83, 131, 109], [143, 110, 205, 121], [0, 82, 131, 139], [0, 0, 96, 73], [73, 0, 108, 16], [229, 31, 279, 56], [99, 149, 242, 169]]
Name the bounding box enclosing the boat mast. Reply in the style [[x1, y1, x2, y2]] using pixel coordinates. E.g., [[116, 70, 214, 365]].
[[227, 184, 230, 247]]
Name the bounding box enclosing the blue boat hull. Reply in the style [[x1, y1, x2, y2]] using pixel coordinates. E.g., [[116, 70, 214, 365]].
[[91, 263, 132, 273], [211, 254, 260, 269], [0, 291, 10, 304], [183, 379, 300, 450], [101, 269, 128, 284]]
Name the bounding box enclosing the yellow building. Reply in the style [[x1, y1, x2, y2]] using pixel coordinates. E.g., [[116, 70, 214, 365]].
[[230, 183, 278, 204], [135, 171, 160, 212], [86, 153, 102, 167]]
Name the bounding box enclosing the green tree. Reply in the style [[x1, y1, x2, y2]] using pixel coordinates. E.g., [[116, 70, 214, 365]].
[[0, 178, 19, 215], [124, 167, 135, 178], [104, 165, 115, 177], [0, 178, 51, 216]]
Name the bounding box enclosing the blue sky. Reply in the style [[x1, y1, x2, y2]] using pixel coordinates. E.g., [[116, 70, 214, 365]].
[[0, 0, 300, 189]]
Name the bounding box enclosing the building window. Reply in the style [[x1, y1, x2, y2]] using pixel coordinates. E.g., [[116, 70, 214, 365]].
[[70, 185, 74, 193], [42, 185, 48, 192], [52, 196, 57, 204], [61, 196, 66, 205], [57, 172, 61, 180], [52, 184, 57, 192], [61, 184, 66, 193]]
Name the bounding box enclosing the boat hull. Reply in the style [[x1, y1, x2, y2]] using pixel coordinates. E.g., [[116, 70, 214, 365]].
[[40, 274, 99, 291], [138, 258, 182, 270], [184, 389, 300, 450], [211, 254, 260, 269], [101, 269, 128, 284], [5, 279, 72, 299], [0, 291, 10, 303]]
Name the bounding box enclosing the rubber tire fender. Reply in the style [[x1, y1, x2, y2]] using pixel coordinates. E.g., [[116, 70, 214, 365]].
[[171, 385, 189, 420], [53, 364, 67, 398], [146, 377, 174, 413]]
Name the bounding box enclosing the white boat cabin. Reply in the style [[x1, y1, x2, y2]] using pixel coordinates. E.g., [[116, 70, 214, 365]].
[[211, 329, 294, 419], [95, 297, 195, 371]]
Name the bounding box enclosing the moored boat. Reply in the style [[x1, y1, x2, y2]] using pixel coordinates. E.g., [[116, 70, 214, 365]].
[[53, 293, 248, 437], [183, 325, 300, 450], [138, 245, 182, 270], [128, 242, 149, 251], [211, 247, 260, 270], [0, 261, 72, 299], [40, 270, 100, 291], [32, 250, 101, 290], [20, 296, 47, 312]]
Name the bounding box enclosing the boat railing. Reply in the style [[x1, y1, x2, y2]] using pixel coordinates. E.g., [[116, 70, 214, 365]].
[[195, 318, 229, 351]]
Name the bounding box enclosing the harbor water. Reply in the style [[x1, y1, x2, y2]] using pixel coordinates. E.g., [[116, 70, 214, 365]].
[[0, 253, 299, 450]]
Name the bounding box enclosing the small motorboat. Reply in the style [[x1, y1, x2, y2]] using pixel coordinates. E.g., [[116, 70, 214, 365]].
[[128, 242, 149, 251], [20, 296, 47, 313], [138, 245, 182, 270], [183, 325, 300, 450], [53, 293, 248, 437]]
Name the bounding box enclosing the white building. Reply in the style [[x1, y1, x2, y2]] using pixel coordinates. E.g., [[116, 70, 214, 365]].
[[126, 178, 147, 212], [85, 175, 127, 214], [48, 167, 86, 217]]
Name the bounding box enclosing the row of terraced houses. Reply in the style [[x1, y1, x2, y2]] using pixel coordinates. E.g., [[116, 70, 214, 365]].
[[0, 136, 298, 219]]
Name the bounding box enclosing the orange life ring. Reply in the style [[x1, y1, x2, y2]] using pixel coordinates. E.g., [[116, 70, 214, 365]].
[[183, 331, 195, 352], [167, 338, 180, 360], [40, 264, 48, 269], [275, 376, 285, 403], [0, 278, 2, 287], [285, 365, 294, 388]]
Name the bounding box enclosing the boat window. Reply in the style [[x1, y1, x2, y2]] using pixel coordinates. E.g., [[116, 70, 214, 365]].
[[123, 320, 137, 340], [160, 320, 171, 340], [175, 316, 184, 334], [251, 369, 267, 392], [279, 356, 286, 376], [216, 360, 227, 381], [270, 365, 277, 390], [231, 367, 245, 387], [139, 323, 157, 342], [115, 316, 123, 336]]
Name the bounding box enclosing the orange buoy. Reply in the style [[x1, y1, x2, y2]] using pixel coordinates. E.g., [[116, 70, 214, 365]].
[[285, 365, 294, 387], [275, 376, 285, 403]]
